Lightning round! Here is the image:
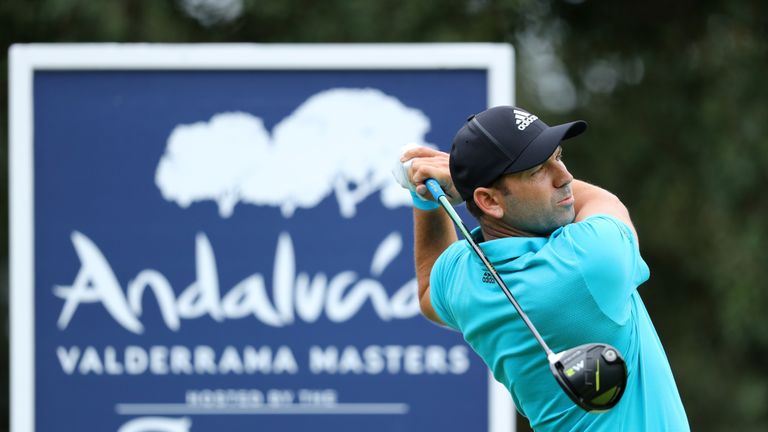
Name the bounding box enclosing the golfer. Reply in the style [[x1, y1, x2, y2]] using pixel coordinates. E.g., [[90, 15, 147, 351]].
[[399, 106, 689, 431]]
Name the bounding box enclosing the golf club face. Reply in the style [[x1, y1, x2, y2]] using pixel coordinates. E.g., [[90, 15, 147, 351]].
[[549, 343, 627, 412]]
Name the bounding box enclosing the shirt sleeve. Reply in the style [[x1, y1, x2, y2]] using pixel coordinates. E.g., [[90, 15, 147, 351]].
[[429, 245, 461, 331], [562, 214, 650, 324]]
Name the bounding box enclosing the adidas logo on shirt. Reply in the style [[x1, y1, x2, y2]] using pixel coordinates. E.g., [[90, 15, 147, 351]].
[[514, 109, 538, 130], [482, 271, 495, 284]]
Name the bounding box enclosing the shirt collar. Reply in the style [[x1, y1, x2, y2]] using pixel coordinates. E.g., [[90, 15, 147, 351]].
[[467, 227, 549, 261]]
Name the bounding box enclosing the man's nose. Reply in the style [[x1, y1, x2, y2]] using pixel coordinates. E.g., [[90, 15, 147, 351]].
[[554, 162, 574, 188]]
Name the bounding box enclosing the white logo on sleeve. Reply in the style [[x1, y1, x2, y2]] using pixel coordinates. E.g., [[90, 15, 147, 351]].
[[155, 88, 432, 218], [514, 109, 538, 131]]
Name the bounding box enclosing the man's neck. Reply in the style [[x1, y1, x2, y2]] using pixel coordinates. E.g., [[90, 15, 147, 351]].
[[479, 218, 540, 241]]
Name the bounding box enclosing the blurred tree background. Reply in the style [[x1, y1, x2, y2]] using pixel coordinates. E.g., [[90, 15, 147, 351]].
[[1, 0, 767, 431]]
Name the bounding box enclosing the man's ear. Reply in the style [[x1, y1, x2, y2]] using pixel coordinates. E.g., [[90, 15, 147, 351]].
[[474, 187, 505, 219]]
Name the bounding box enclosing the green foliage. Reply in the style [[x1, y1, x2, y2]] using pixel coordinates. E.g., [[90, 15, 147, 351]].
[[2, 0, 767, 430], [537, 2, 768, 430]]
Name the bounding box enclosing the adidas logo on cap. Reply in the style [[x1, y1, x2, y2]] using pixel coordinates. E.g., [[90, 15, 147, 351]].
[[514, 109, 538, 131]]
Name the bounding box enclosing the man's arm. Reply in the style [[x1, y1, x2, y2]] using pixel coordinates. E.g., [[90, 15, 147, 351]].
[[414, 208, 457, 324], [401, 147, 462, 324], [569, 180, 647, 323], [572, 180, 638, 240]]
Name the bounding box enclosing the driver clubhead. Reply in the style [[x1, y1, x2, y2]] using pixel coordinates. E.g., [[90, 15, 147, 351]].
[[548, 343, 627, 412]]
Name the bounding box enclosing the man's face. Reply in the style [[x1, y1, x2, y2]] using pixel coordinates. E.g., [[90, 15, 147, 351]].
[[496, 146, 575, 235]]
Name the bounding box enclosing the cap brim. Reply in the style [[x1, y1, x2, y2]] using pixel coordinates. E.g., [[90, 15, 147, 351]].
[[502, 120, 587, 174]]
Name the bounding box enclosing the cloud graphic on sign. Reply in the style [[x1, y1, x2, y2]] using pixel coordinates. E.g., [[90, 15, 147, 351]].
[[156, 88, 433, 218]]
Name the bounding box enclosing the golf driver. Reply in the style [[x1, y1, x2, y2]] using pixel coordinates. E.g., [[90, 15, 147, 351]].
[[424, 178, 627, 412]]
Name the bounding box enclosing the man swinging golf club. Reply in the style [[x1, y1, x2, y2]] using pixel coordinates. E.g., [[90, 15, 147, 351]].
[[394, 106, 689, 431]]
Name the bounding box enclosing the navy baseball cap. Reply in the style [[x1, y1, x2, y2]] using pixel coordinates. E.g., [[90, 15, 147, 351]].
[[449, 106, 587, 202]]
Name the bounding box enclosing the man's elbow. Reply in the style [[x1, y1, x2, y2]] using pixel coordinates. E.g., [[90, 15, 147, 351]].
[[418, 286, 444, 325]]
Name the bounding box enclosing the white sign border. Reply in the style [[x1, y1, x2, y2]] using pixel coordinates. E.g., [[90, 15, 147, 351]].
[[9, 43, 516, 432]]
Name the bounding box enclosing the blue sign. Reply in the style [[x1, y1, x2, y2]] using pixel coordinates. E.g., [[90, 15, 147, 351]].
[[11, 45, 515, 432]]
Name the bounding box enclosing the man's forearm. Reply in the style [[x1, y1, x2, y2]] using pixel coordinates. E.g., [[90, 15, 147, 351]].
[[414, 208, 457, 322], [571, 179, 637, 238], [572, 180, 612, 218]]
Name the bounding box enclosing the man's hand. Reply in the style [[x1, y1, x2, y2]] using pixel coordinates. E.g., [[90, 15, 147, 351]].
[[401, 146, 464, 205]]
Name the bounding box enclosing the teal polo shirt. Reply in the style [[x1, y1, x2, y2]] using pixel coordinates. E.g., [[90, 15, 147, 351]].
[[430, 215, 689, 431]]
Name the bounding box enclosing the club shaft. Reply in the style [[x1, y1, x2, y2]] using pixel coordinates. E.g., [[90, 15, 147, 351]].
[[426, 179, 554, 357]]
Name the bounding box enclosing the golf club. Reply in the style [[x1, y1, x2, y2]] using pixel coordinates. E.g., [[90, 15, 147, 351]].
[[424, 178, 627, 412]]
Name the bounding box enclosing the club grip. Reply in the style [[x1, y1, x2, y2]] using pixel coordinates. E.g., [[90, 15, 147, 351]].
[[425, 179, 445, 201]]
